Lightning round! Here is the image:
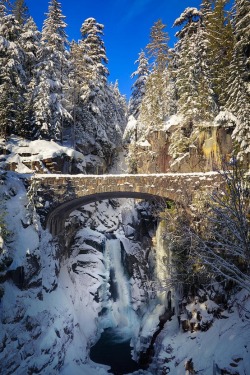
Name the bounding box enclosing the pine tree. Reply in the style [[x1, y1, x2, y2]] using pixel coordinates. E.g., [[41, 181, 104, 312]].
[[0, 3, 26, 137], [146, 19, 169, 72], [197, 2, 218, 119], [67, 18, 110, 143], [129, 50, 149, 119], [20, 17, 41, 138], [234, 0, 250, 84], [173, 8, 206, 120], [66, 40, 82, 147], [205, 0, 234, 106], [139, 20, 170, 132], [20, 17, 40, 80], [66, 20, 125, 166], [222, 1, 250, 161], [79, 18, 109, 126], [33, 0, 70, 141], [200, 0, 213, 16], [225, 52, 250, 161], [11, 0, 29, 26], [102, 81, 127, 148], [80, 17, 109, 85]]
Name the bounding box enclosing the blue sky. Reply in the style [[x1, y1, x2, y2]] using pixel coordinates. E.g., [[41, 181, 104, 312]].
[[26, 0, 202, 98]]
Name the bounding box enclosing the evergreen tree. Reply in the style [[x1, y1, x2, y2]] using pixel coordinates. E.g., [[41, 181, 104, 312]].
[[129, 50, 149, 119], [139, 20, 170, 132], [234, 0, 250, 84], [20, 17, 40, 80], [222, 1, 250, 161], [146, 19, 169, 71], [70, 18, 109, 140], [0, 3, 26, 137], [66, 40, 82, 147], [102, 81, 127, 148], [78, 18, 109, 126], [195, 22, 218, 119], [67, 20, 125, 165], [174, 8, 207, 120], [67, 18, 110, 144], [80, 17, 109, 85], [200, 0, 213, 16], [11, 0, 29, 26], [20, 17, 41, 138], [205, 0, 234, 106], [33, 0, 70, 141], [226, 51, 250, 161], [139, 68, 169, 132]]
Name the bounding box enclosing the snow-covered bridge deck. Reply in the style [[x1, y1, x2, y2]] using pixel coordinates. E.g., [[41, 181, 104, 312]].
[[31, 172, 222, 235]]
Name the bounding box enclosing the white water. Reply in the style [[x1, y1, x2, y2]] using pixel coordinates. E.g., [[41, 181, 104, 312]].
[[100, 239, 138, 340]]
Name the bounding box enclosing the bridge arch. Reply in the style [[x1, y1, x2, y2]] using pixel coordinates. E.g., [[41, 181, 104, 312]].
[[31, 172, 221, 236], [46, 191, 168, 236]]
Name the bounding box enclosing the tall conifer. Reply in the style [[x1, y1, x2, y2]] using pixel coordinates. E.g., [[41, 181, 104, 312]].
[[11, 0, 29, 25], [129, 50, 149, 119], [139, 20, 170, 131], [234, 0, 250, 84], [0, 3, 26, 137], [33, 0, 70, 141]]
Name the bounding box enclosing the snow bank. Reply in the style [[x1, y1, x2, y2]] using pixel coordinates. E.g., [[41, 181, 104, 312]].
[[0, 136, 86, 174]]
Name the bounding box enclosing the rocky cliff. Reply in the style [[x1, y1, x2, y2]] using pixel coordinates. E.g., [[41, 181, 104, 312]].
[[125, 114, 239, 174]]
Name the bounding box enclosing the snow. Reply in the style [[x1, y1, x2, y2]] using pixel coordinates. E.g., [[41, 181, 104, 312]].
[[4, 136, 85, 163], [157, 300, 250, 374], [0, 136, 86, 174], [1, 170, 250, 374], [123, 115, 138, 142], [1, 136, 250, 375], [214, 110, 238, 127], [108, 147, 129, 174], [137, 139, 151, 148], [173, 7, 202, 27], [0, 172, 40, 269], [33, 171, 220, 179], [163, 114, 184, 131]]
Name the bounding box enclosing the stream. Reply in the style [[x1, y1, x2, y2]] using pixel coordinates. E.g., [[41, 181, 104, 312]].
[[89, 218, 171, 374]]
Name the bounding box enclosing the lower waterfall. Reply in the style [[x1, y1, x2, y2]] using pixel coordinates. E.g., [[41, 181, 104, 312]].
[[106, 238, 134, 329], [90, 238, 140, 374], [99, 238, 139, 333]]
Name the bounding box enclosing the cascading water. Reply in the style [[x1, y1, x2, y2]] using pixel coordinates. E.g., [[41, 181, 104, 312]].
[[90, 238, 140, 374], [98, 238, 138, 333], [107, 239, 133, 328]]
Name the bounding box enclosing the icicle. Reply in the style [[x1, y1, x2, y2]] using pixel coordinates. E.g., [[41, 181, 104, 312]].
[[153, 220, 171, 307]]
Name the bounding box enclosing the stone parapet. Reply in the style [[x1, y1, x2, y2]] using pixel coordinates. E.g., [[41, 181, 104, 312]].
[[31, 172, 222, 235]]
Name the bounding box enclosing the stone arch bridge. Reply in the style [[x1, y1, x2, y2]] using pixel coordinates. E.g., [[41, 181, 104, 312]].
[[31, 172, 221, 235]]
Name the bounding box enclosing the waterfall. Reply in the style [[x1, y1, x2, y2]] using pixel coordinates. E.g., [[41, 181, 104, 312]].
[[90, 238, 141, 374], [100, 238, 138, 339]]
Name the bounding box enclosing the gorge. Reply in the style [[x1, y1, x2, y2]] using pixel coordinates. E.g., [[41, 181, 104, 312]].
[[0, 0, 250, 372], [1, 140, 249, 374]]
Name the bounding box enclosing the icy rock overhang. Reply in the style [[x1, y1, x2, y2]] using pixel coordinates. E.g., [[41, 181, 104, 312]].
[[0, 137, 86, 174]]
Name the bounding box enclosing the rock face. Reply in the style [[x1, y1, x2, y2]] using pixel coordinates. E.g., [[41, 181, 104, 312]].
[[63, 199, 171, 365], [126, 121, 235, 174]]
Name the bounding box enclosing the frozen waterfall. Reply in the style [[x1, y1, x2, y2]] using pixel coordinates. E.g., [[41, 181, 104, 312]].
[[100, 238, 138, 337]]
